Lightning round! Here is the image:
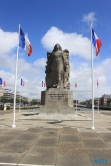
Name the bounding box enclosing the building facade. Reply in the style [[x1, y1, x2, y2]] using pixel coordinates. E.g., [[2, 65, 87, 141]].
[[2, 88, 29, 102], [86, 94, 111, 107], [101, 94, 111, 106], [0, 86, 4, 97]]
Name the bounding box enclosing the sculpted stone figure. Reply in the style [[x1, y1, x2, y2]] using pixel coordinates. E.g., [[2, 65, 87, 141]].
[[45, 43, 70, 89]]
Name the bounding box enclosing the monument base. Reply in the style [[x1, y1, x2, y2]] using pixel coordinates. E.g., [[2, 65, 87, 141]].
[[40, 88, 74, 115]]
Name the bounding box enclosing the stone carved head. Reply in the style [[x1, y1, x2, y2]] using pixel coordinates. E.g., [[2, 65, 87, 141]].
[[52, 43, 62, 52]]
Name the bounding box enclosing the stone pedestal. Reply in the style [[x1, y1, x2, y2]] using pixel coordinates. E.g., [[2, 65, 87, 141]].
[[40, 88, 74, 115]]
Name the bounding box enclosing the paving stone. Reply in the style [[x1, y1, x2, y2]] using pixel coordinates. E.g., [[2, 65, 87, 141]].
[[0, 129, 9, 134], [108, 142, 111, 147], [1, 140, 32, 153], [33, 137, 58, 147], [99, 133, 111, 142], [96, 128, 111, 133], [16, 132, 40, 141], [41, 131, 59, 137], [87, 148, 111, 166], [0, 135, 14, 146], [59, 128, 78, 134], [28, 146, 57, 156], [4, 129, 23, 136], [0, 151, 23, 163], [58, 142, 87, 156], [79, 132, 100, 139], [44, 128, 59, 131], [83, 138, 110, 148], [60, 134, 81, 142], [77, 128, 96, 132], [27, 127, 44, 133], [20, 148, 56, 165], [56, 155, 93, 166]]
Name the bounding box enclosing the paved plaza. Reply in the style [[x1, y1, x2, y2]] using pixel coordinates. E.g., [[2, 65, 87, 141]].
[[0, 109, 111, 166]]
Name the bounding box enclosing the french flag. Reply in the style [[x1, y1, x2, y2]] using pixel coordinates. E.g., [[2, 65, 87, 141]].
[[75, 83, 77, 88], [42, 81, 46, 87], [92, 28, 102, 56], [0, 78, 6, 87], [21, 79, 25, 86], [3, 81, 6, 87], [0, 78, 2, 85], [97, 79, 99, 87], [19, 27, 32, 56]]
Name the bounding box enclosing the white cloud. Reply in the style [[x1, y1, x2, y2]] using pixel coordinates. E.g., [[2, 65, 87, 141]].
[[33, 58, 46, 68], [82, 12, 97, 27], [70, 58, 111, 101], [0, 28, 18, 55], [41, 26, 90, 60], [0, 29, 18, 70]]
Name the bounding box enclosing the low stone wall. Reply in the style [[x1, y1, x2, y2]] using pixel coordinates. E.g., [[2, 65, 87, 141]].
[[10, 105, 41, 109]]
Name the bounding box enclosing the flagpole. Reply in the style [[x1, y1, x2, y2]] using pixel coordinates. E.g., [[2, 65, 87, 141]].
[[98, 86, 99, 113], [19, 83, 21, 112], [12, 23, 20, 128], [90, 21, 95, 129], [76, 86, 77, 114]]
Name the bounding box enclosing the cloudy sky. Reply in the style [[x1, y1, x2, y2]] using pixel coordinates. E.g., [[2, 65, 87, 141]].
[[0, 0, 111, 102]]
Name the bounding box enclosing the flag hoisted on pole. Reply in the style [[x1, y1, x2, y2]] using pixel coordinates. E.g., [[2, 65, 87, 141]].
[[90, 22, 102, 129], [92, 28, 102, 56], [42, 81, 46, 87], [19, 28, 32, 56], [0, 78, 2, 85], [21, 79, 25, 86], [97, 79, 99, 87], [12, 24, 32, 128], [3, 81, 6, 87]]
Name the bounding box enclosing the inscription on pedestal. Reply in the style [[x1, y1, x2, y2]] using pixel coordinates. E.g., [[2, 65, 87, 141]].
[[49, 94, 65, 101]]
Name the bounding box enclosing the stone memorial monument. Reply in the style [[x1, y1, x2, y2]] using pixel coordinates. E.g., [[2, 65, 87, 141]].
[[40, 43, 74, 117]]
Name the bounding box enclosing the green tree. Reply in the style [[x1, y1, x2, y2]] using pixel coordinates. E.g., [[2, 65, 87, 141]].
[[9, 98, 14, 103], [30, 100, 38, 105], [94, 101, 98, 105], [22, 100, 29, 105], [79, 101, 86, 105], [0, 96, 8, 103]]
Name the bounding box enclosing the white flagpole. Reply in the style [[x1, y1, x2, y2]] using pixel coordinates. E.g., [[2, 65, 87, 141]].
[[12, 24, 20, 128], [19, 83, 21, 112], [90, 22, 95, 129], [76, 86, 77, 114], [98, 85, 99, 113]]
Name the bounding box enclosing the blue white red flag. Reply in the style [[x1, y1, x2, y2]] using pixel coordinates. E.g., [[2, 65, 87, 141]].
[[75, 83, 77, 88], [42, 81, 46, 87], [0, 78, 2, 85], [19, 27, 32, 56], [3, 81, 6, 87], [92, 28, 102, 56], [97, 79, 99, 87], [21, 79, 25, 86], [0, 78, 6, 87]]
